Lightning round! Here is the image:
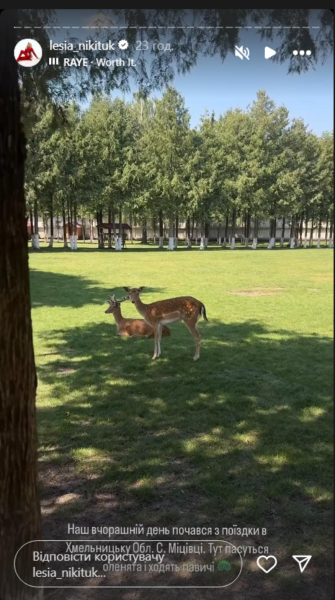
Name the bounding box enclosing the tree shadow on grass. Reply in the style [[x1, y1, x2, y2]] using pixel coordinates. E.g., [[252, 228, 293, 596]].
[[36, 314, 333, 599], [29, 269, 162, 309]]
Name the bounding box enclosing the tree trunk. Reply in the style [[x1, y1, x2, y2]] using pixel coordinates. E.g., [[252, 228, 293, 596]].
[[317, 216, 322, 248], [0, 11, 43, 599], [62, 200, 67, 248], [309, 216, 315, 246], [268, 217, 276, 248], [67, 199, 71, 247], [186, 217, 192, 248], [32, 197, 39, 249], [116, 206, 122, 251], [158, 210, 164, 248], [49, 195, 54, 248], [108, 204, 112, 248], [289, 216, 295, 248], [199, 222, 205, 250], [72, 200, 77, 250], [152, 215, 157, 244], [204, 221, 209, 247], [252, 216, 258, 249], [100, 209, 104, 248], [33, 197, 38, 240], [29, 208, 34, 236], [329, 221, 333, 247], [112, 207, 116, 246], [246, 212, 251, 240], [299, 214, 304, 242], [305, 213, 309, 239], [130, 211, 134, 243], [168, 215, 174, 250], [142, 219, 147, 244], [325, 220, 328, 247], [175, 213, 179, 248], [231, 209, 236, 249]]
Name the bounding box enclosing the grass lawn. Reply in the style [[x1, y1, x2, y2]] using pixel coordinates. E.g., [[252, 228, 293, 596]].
[[29, 242, 333, 599]]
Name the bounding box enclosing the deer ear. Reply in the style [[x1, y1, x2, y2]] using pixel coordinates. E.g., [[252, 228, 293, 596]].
[[123, 286, 130, 292], [138, 286, 145, 292]]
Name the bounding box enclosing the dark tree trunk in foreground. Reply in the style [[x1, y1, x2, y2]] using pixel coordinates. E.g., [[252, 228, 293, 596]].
[[0, 10, 43, 599]]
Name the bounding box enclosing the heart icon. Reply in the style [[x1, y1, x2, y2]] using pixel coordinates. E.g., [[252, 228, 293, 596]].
[[257, 555, 278, 573]]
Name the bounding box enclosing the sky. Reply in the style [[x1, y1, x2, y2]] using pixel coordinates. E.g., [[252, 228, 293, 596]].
[[36, 10, 334, 135]]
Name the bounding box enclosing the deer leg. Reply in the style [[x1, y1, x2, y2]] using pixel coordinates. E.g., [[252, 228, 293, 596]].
[[152, 325, 160, 360], [157, 324, 163, 357], [183, 317, 201, 360]]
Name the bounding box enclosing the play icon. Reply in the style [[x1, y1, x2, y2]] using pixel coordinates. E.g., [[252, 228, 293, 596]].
[[292, 555, 312, 573], [265, 46, 277, 59]]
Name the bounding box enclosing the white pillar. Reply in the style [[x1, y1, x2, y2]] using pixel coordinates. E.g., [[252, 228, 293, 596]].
[[230, 238, 236, 250], [303, 238, 307, 248], [329, 238, 334, 248], [289, 237, 295, 249], [168, 237, 175, 250], [74, 235, 78, 250], [317, 239, 321, 248], [48, 235, 53, 248], [158, 236, 164, 248], [280, 238, 284, 248], [252, 238, 257, 250], [268, 237, 275, 249], [199, 236, 205, 250]]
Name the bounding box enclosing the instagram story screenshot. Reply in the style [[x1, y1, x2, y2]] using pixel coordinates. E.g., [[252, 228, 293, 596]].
[[0, 8, 334, 600]]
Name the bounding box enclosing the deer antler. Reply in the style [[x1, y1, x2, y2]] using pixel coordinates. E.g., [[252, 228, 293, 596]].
[[118, 295, 130, 302]]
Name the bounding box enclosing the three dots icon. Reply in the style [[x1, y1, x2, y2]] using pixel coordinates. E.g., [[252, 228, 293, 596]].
[[293, 50, 312, 56]]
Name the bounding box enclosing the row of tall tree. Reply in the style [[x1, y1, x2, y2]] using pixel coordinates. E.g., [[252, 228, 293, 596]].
[[26, 88, 333, 249]]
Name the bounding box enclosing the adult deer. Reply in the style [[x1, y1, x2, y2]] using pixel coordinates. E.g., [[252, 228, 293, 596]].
[[105, 295, 170, 338], [123, 287, 208, 360]]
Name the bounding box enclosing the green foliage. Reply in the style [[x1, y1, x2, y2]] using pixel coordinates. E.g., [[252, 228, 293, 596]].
[[25, 90, 333, 233]]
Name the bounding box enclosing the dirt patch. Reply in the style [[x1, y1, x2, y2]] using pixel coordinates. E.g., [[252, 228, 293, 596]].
[[57, 367, 77, 375], [229, 287, 285, 297]]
